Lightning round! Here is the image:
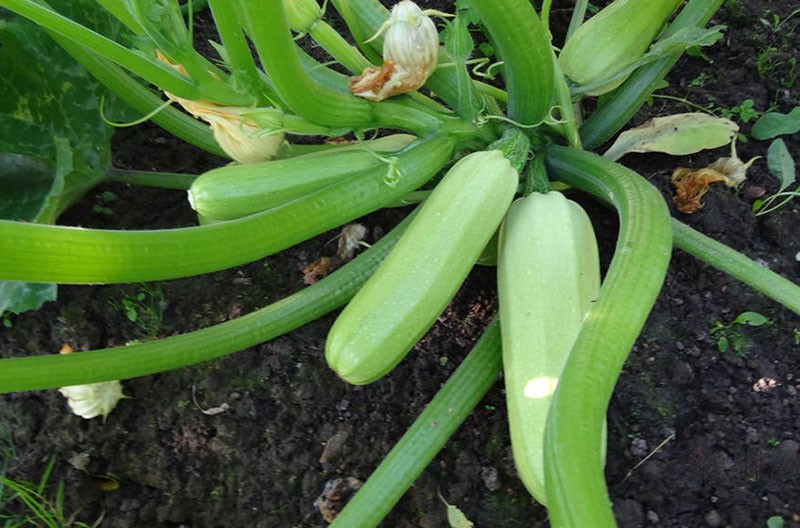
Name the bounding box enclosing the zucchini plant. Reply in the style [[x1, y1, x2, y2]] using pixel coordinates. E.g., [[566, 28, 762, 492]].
[[0, 0, 798, 526]]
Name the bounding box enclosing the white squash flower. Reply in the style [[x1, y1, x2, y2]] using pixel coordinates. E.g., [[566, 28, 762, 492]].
[[57, 344, 127, 420], [349, 0, 440, 101]]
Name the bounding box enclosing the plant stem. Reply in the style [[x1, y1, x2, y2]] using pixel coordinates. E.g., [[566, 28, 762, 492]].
[[672, 219, 800, 315], [469, 0, 555, 127], [0, 0, 248, 105], [105, 168, 197, 190], [330, 320, 502, 528], [0, 212, 417, 393], [0, 136, 455, 284], [239, 0, 374, 129], [544, 146, 673, 526], [50, 35, 225, 157], [566, 0, 589, 41], [207, 0, 271, 104], [309, 20, 372, 73]]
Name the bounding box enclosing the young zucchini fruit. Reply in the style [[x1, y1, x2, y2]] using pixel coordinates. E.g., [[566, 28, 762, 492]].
[[326, 150, 518, 385], [497, 191, 601, 505], [188, 134, 415, 220], [559, 0, 682, 96]]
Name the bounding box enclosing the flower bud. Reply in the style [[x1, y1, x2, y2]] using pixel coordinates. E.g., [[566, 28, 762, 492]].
[[284, 0, 324, 34], [349, 0, 440, 102]]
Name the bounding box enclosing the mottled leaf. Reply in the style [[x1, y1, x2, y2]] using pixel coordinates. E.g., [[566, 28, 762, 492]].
[[0, 281, 57, 316], [603, 113, 738, 161]]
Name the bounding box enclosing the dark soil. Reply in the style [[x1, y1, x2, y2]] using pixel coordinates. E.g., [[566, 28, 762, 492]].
[[2, 1, 800, 527]]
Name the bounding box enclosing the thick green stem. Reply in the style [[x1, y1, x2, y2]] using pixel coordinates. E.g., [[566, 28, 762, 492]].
[[0, 212, 416, 393], [309, 20, 371, 73], [469, 0, 555, 126], [672, 220, 800, 315], [105, 168, 197, 190], [579, 0, 725, 149], [544, 146, 673, 526], [330, 320, 502, 528], [207, 0, 270, 103], [239, 0, 374, 129], [0, 136, 455, 284]]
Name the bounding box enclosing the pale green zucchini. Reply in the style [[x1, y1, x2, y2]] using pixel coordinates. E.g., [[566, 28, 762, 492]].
[[188, 134, 415, 220], [326, 150, 518, 385], [559, 0, 682, 95], [497, 191, 601, 505]]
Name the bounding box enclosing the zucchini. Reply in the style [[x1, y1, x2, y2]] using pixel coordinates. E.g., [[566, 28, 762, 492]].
[[497, 191, 601, 505], [188, 135, 415, 220], [559, 0, 682, 96], [326, 150, 518, 385]]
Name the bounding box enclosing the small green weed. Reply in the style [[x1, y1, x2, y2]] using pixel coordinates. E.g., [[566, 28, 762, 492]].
[[719, 99, 759, 123], [109, 283, 166, 338], [91, 190, 117, 216], [0, 444, 99, 528], [709, 311, 771, 356]]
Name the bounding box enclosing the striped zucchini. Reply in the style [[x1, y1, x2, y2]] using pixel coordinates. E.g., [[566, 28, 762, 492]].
[[188, 135, 415, 220], [497, 191, 601, 505], [326, 150, 518, 385]]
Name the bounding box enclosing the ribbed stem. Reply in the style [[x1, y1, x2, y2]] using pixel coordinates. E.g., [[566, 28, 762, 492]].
[[544, 146, 673, 527], [469, 0, 555, 126], [672, 219, 800, 315], [239, 0, 374, 128], [50, 36, 225, 157], [0, 212, 417, 393], [105, 168, 197, 190], [330, 320, 502, 528]]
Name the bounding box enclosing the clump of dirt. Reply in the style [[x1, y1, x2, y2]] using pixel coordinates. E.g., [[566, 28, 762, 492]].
[[2, 1, 800, 527]]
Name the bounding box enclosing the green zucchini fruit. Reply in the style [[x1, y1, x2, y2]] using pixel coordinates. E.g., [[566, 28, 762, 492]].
[[326, 150, 519, 385], [559, 0, 682, 96], [188, 134, 415, 220], [497, 191, 601, 505]]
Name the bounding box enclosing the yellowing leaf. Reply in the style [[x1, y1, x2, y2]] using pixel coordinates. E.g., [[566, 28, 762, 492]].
[[603, 113, 738, 161]]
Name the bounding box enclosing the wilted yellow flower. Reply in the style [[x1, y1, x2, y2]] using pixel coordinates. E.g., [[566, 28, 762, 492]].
[[671, 142, 759, 213], [176, 99, 285, 164], [349, 0, 440, 101], [156, 51, 284, 163]]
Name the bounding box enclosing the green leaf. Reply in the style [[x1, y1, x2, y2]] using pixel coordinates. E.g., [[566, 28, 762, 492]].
[[751, 107, 800, 140], [603, 113, 738, 161], [0, 153, 56, 222], [734, 311, 770, 327], [766, 138, 796, 192], [766, 516, 785, 528], [0, 281, 57, 316], [717, 335, 729, 353], [439, 493, 475, 528]]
